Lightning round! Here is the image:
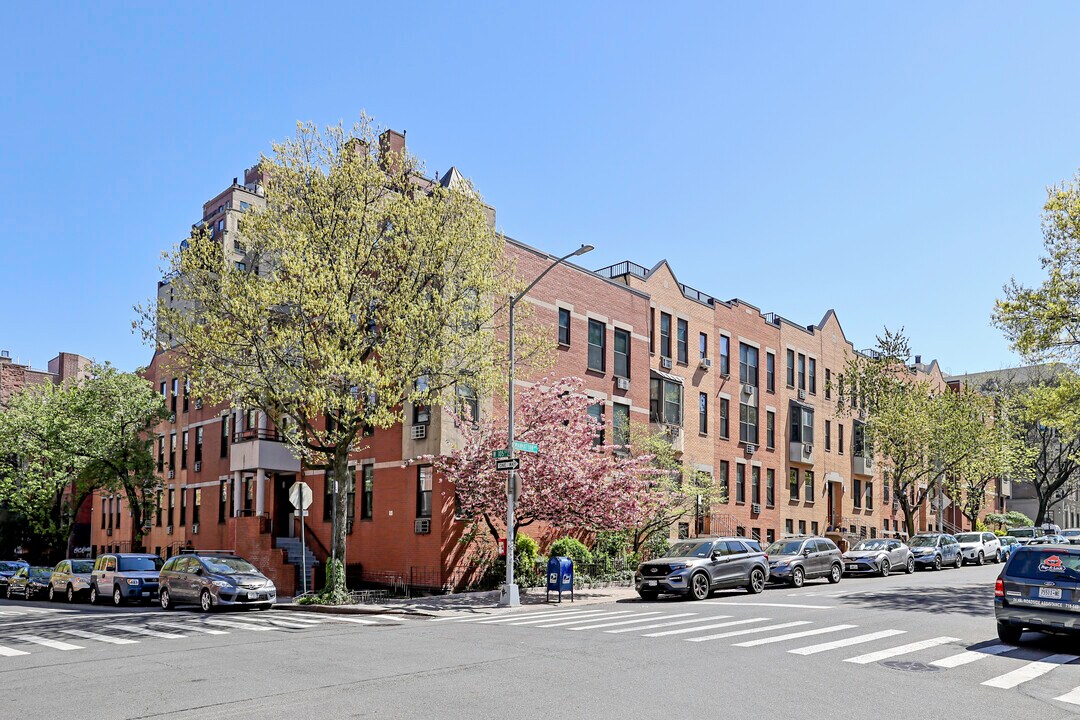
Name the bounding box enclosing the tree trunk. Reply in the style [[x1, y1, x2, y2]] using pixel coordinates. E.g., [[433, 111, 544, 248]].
[[326, 443, 351, 597], [1035, 493, 1049, 527]]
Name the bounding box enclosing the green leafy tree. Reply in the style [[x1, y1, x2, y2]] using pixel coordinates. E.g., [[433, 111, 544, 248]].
[[1015, 375, 1080, 526], [143, 118, 519, 602], [985, 511, 1033, 529]]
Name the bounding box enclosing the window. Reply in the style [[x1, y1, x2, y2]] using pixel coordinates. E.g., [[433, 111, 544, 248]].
[[739, 403, 758, 445], [613, 403, 631, 447], [825, 421, 831, 451], [804, 470, 815, 500], [588, 319, 606, 371], [167, 488, 175, 527], [853, 479, 863, 508], [219, 480, 227, 523], [786, 349, 795, 387], [789, 468, 800, 499], [699, 333, 708, 360], [650, 377, 683, 425], [719, 461, 730, 503], [676, 319, 688, 364], [751, 466, 761, 505], [825, 369, 831, 399], [766, 469, 775, 507], [766, 352, 775, 392], [719, 398, 729, 438], [785, 519, 794, 535], [766, 411, 775, 449], [614, 328, 630, 378], [157, 435, 164, 473], [699, 392, 708, 435], [417, 466, 433, 518], [361, 465, 374, 520], [649, 307, 655, 353], [719, 335, 731, 375], [739, 344, 758, 386], [866, 481, 873, 510], [853, 421, 865, 457], [192, 489, 201, 525], [171, 378, 178, 413], [660, 312, 672, 359], [587, 402, 605, 445], [346, 469, 357, 532], [236, 261, 246, 272], [101, 498, 107, 529], [767, 529, 776, 544], [883, 482, 890, 504], [324, 470, 336, 522], [790, 405, 814, 444], [115, 497, 121, 529], [456, 384, 479, 424], [179, 487, 187, 525], [194, 428, 203, 464], [169, 433, 176, 470], [181, 431, 188, 469], [798, 354, 806, 390], [838, 423, 845, 454], [558, 308, 571, 346], [799, 520, 807, 535], [736, 464, 746, 503], [217, 219, 224, 232], [808, 358, 817, 394], [220, 414, 229, 458], [155, 490, 162, 526], [811, 521, 819, 536], [159, 381, 167, 397], [183, 378, 190, 413]]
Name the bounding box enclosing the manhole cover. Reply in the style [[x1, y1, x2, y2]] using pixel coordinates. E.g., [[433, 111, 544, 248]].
[[880, 660, 944, 673]]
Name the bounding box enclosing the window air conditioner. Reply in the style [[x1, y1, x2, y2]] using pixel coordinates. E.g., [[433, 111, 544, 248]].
[[194, 461, 202, 472], [751, 503, 761, 514], [106, 528, 113, 537], [168, 470, 175, 479], [797, 389, 806, 401], [699, 358, 712, 370], [742, 384, 754, 396], [167, 526, 174, 535], [192, 523, 199, 535], [661, 357, 673, 370], [803, 444, 813, 457], [746, 444, 756, 456], [194, 398, 203, 410], [414, 518, 431, 534], [616, 377, 631, 391], [411, 424, 427, 440]]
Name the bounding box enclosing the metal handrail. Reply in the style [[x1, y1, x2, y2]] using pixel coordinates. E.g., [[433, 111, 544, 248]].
[[233, 428, 282, 443]]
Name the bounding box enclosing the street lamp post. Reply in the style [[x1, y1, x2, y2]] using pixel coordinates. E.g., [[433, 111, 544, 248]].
[[500, 243, 594, 608]]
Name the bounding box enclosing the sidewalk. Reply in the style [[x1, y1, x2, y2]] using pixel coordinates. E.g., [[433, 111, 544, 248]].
[[277, 584, 640, 618]]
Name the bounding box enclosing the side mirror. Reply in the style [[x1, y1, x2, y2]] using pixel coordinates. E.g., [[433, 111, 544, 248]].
[[803, 548, 812, 557]]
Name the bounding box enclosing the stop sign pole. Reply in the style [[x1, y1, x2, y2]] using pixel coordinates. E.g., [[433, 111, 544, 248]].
[[289, 481, 313, 595]]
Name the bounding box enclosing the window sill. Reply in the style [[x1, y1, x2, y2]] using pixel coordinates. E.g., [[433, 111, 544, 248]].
[[558, 342, 571, 349], [804, 500, 815, 506]]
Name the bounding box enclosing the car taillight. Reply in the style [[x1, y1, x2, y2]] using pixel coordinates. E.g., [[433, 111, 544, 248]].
[[994, 578, 1004, 598], [764, 554, 769, 562]]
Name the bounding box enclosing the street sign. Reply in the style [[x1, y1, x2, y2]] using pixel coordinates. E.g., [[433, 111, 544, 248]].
[[288, 481, 313, 510], [497, 538, 507, 556], [513, 441, 539, 454], [493, 449, 511, 459], [495, 458, 521, 471]]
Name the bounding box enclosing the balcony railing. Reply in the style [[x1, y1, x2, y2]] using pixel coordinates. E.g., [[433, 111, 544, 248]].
[[594, 260, 650, 280], [233, 428, 283, 443]]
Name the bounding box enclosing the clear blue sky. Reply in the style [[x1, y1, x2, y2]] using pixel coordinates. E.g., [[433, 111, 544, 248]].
[[3, 3, 1077, 375]]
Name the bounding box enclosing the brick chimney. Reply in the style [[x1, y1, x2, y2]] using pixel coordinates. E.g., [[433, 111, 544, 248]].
[[244, 163, 265, 187], [378, 129, 406, 173]]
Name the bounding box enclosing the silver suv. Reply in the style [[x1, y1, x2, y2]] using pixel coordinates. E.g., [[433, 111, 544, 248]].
[[159, 552, 277, 612], [766, 536, 844, 587], [635, 537, 770, 601]]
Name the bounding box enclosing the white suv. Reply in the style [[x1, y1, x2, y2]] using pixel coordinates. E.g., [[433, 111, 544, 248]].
[[955, 532, 1002, 565]]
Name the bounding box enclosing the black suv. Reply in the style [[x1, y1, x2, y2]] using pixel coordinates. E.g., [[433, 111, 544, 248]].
[[636, 537, 770, 600], [995, 544, 1080, 644]]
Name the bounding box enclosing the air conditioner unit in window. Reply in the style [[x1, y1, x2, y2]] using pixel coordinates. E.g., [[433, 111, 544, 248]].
[[194, 461, 202, 472], [699, 358, 712, 370], [797, 389, 806, 401], [194, 398, 203, 410], [106, 528, 113, 537], [410, 424, 427, 440], [751, 503, 761, 515], [169, 413, 176, 423], [745, 444, 756, 456], [192, 523, 199, 535], [802, 444, 813, 457], [168, 470, 175, 479], [742, 384, 754, 396], [857, 408, 867, 420], [661, 357, 673, 370], [414, 518, 431, 534], [616, 377, 631, 391], [167, 526, 174, 535]]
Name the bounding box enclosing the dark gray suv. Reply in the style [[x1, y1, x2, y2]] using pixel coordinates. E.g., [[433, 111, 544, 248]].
[[766, 536, 844, 587], [635, 537, 770, 601]]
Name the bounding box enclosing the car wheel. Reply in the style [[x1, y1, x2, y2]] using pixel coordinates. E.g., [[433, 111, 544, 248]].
[[689, 572, 710, 601], [638, 590, 659, 601], [747, 568, 766, 594], [828, 564, 842, 584], [933, 556, 942, 571], [112, 586, 124, 607], [790, 566, 805, 588], [976, 551, 985, 566], [160, 588, 174, 611], [199, 589, 213, 613], [954, 553, 963, 569], [89, 585, 99, 604], [66, 585, 75, 603], [997, 621, 1023, 645], [48, 586, 55, 602], [906, 558, 915, 574], [879, 559, 891, 577]]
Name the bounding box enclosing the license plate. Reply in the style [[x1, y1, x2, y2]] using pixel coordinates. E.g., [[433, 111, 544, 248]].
[[646, 581, 657, 587], [141, 591, 151, 597], [1039, 587, 1063, 600], [847, 564, 859, 571], [247, 591, 258, 599]]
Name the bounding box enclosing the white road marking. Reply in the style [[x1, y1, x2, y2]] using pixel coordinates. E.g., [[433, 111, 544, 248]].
[[493, 610, 617, 626], [200, 618, 275, 632], [59, 629, 139, 645], [234, 616, 315, 629], [702, 602, 833, 610], [643, 617, 770, 639], [569, 612, 679, 631], [789, 629, 906, 655], [606, 616, 710, 634], [469, 609, 602, 625], [15, 635, 83, 651], [930, 644, 1013, 668], [0, 645, 29, 657], [373, 614, 404, 622], [150, 622, 229, 636], [734, 624, 857, 648], [319, 616, 378, 625], [685, 620, 810, 643], [267, 614, 323, 624], [844, 636, 961, 665], [982, 654, 1079, 689], [531, 611, 637, 628], [1053, 686, 1080, 706], [105, 624, 185, 639]]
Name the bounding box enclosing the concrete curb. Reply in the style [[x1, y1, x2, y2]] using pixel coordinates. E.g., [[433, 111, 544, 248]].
[[276, 603, 436, 618]]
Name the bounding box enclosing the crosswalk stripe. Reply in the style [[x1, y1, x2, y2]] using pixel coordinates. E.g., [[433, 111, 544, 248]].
[[844, 636, 960, 665], [530, 612, 637, 628], [493, 610, 616, 626], [323, 616, 379, 625], [150, 622, 229, 636], [982, 654, 1079, 689], [201, 619, 275, 632], [1053, 686, 1080, 706], [235, 617, 315, 629], [702, 602, 833, 610], [106, 624, 184, 639], [569, 612, 681, 631], [644, 617, 772, 639], [373, 614, 404, 622], [685, 620, 808, 643], [734, 624, 857, 648], [606, 616, 707, 634], [930, 644, 1013, 668], [267, 614, 323, 624], [789, 629, 906, 655], [15, 635, 83, 651], [0, 645, 30, 657], [60, 629, 139, 645], [474, 610, 606, 625]]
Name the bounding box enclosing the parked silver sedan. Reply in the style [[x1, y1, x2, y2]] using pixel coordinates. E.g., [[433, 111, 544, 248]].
[[842, 538, 914, 576], [48, 558, 95, 602]]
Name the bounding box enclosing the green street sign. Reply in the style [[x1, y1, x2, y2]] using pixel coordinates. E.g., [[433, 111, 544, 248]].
[[493, 449, 511, 459], [513, 441, 539, 454]]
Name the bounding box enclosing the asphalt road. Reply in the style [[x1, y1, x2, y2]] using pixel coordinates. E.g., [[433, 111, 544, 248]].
[[1, 562, 1079, 719]]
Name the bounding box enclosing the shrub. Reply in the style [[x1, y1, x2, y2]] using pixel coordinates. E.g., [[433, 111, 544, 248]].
[[550, 537, 592, 566]]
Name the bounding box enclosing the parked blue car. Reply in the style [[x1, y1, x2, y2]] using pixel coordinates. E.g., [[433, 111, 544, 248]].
[[908, 533, 962, 570], [999, 536, 1021, 561]]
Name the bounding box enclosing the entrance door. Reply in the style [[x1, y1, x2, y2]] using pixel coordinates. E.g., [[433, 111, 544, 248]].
[[275, 474, 296, 538]]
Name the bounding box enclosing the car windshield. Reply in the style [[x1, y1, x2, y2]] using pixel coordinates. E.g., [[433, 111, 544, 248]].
[[1007, 529, 1036, 538], [1009, 550, 1080, 581], [955, 533, 981, 543], [1063, 530, 1080, 537], [29, 568, 51, 579], [766, 541, 805, 556], [70, 560, 94, 573], [118, 556, 163, 572], [0, 562, 26, 572], [909, 536, 939, 548], [852, 540, 888, 551], [662, 542, 714, 559], [201, 557, 260, 575]]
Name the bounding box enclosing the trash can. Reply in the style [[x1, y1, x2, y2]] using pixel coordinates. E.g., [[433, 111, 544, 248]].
[[546, 556, 574, 603]]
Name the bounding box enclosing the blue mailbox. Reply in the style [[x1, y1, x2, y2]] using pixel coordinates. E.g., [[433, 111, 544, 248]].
[[546, 556, 574, 603]]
